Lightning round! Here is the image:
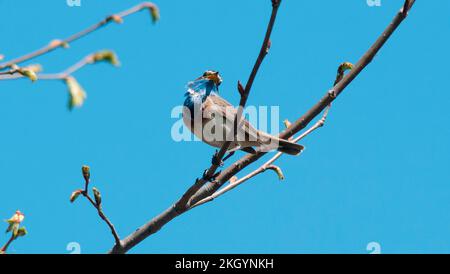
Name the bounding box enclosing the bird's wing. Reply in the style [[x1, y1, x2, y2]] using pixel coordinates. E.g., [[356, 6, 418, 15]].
[[203, 93, 235, 117], [203, 94, 261, 141]]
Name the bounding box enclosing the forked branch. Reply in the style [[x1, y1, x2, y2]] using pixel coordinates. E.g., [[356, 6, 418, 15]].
[[108, 0, 416, 254], [70, 166, 121, 246], [0, 2, 159, 71], [0, 51, 119, 81]]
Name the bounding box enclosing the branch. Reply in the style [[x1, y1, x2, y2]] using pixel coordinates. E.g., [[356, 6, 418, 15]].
[[0, 51, 120, 110], [38, 54, 104, 80], [0, 51, 119, 81], [71, 166, 121, 247], [108, 0, 415, 254], [1, 211, 27, 254], [82, 192, 121, 246], [0, 64, 39, 81], [0, 2, 159, 71], [0, 235, 15, 254]]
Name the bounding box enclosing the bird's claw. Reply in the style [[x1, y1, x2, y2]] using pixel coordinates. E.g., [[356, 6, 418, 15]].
[[202, 169, 212, 182], [202, 169, 221, 182]]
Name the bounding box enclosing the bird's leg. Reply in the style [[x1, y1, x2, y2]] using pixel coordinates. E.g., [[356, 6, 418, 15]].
[[222, 151, 235, 162]]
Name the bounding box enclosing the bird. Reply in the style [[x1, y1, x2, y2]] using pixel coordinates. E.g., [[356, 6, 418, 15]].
[[182, 70, 304, 157]]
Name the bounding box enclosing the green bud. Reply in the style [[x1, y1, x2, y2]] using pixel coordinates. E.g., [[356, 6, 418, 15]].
[[267, 165, 285, 181], [339, 62, 354, 72], [108, 15, 124, 24], [283, 119, 292, 129], [92, 50, 120, 66], [61, 41, 70, 49], [70, 189, 83, 203], [5, 210, 25, 233], [334, 62, 354, 85], [15, 227, 27, 239], [149, 6, 160, 24], [20, 69, 38, 82], [92, 187, 102, 207], [65, 76, 87, 110], [82, 165, 90, 181]]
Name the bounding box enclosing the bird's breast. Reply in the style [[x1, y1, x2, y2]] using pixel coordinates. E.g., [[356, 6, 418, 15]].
[[182, 106, 236, 149]]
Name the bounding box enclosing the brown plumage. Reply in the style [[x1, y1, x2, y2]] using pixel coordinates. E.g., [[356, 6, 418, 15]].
[[183, 72, 304, 156]]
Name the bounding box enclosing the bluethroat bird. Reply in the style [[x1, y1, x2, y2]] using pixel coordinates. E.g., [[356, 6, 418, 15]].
[[182, 71, 304, 157]]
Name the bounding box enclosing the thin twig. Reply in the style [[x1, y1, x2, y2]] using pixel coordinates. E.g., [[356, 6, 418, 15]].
[[81, 191, 122, 246], [0, 64, 40, 81], [0, 53, 98, 81], [0, 2, 158, 71], [108, 0, 416, 254], [38, 55, 95, 80], [77, 167, 122, 247], [0, 235, 15, 254], [0, 69, 19, 76]]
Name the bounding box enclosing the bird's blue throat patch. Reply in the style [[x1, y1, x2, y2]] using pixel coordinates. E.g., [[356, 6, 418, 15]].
[[183, 79, 219, 118]]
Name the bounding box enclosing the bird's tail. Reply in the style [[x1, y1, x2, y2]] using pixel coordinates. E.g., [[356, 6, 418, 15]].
[[257, 132, 305, 156], [276, 138, 304, 155]]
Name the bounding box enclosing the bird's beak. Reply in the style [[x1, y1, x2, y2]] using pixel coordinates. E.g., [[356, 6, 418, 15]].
[[205, 72, 222, 86]]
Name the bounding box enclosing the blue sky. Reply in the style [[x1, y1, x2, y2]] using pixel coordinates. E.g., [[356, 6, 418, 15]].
[[0, 0, 449, 254]]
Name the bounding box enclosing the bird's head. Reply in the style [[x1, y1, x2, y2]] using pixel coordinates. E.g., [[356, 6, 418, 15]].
[[197, 70, 222, 86], [186, 70, 222, 97]]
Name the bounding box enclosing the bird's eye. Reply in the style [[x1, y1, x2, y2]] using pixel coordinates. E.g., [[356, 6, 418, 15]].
[[203, 72, 208, 77]]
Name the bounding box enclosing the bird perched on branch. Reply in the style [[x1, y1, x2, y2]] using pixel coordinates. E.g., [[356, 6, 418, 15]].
[[182, 70, 304, 157]]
